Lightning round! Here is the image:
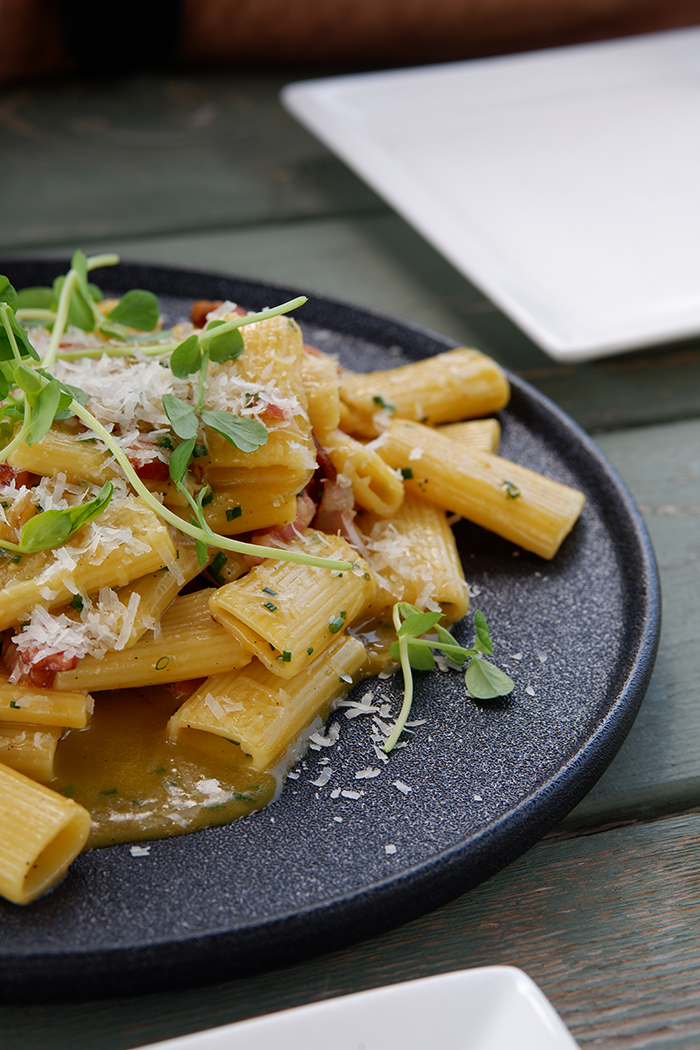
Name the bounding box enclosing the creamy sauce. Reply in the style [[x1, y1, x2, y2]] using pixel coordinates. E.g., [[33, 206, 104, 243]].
[[50, 620, 397, 851], [51, 687, 277, 849]]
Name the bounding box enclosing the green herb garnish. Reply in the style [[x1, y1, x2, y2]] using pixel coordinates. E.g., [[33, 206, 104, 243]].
[[385, 605, 514, 753]]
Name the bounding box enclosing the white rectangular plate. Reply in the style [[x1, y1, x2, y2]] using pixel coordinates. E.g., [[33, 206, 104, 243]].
[[283, 28, 700, 362], [136, 967, 579, 1050]]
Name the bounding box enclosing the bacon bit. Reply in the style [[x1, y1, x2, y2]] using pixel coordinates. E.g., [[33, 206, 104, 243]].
[[3, 635, 78, 689], [260, 403, 286, 422], [0, 464, 39, 488], [190, 300, 222, 327], [190, 301, 246, 327], [129, 457, 170, 482], [312, 479, 355, 538], [170, 678, 207, 701], [245, 491, 317, 566], [126, 440, 170, 482]]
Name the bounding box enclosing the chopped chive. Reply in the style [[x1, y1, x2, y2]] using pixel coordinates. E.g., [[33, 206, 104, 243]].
[[262, 586, 277, 596], [155, 655, 170, 670], [263, 600, 278, 612], [226, 505, 242, 521], [372, 395, 395, 410], [99, 787, 118, 797], [71, 593, 84, 611], [156, 434, 174, 449], [201, 491, 214, 506], [307, 646, 314, 655], [210, 550, 227, 584], [10, 555, 21, 564], [328, 615, 345, 633], [9, 700, 20, 709], [400, 467, 413, 479], [503, 480, 521, 499], [192, 444, 208, 458], [276, 650, 292, 662]]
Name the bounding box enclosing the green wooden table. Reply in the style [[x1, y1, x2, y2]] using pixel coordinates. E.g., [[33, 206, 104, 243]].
[[2, 70, 700, 1050]]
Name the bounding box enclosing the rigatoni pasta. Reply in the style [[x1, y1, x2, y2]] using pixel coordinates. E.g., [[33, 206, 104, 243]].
[[0, 257, 586, 905], [0, 762, 91, 905]]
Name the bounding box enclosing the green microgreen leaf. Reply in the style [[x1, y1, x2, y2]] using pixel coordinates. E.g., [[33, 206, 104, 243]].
[[169, 334, 201, 378], [162, 394, 199, 440], [200, 410, 268, 453], [434, 624, 470, 664], [204, 319, 245, 363], [465, 658, 515, 700], [25, 379, 62, 446], [473, 609, 493, 654], [389, 639, 435, 670], [13, 362, 43, 403], [0, 277, 18, 313], [16, 483, 113, 553], [169, 437, 196, 487], [16, 287, 55, 311], [397, 610, 443, 638], [107, 289, 159, 331]]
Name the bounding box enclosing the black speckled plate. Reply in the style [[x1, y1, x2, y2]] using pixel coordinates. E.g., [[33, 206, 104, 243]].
[[0, 260, 660, 1004]]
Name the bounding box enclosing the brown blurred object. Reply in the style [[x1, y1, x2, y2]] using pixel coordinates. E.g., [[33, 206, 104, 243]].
[[179, 0, 700, 66], [0, 0, 71, 83], [3, 0, 700, 85]]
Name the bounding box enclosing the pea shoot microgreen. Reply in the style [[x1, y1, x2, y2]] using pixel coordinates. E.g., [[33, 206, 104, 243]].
[[0, 255, 355, 574], [385, 603, 514, 752]]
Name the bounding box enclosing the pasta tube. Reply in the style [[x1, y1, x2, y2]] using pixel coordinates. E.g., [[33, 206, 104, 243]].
[[0, 496, 177, 631], [323, 429, 404, 516], [302, 349, 341, 437], [376, 420, 585, 560], [339, 348, 510, 438], [438, 418, 501, 454], [7, 424, 114, 485], [209, 530, 376, 678], [0, 678, 92, 728], [0, 723, 62, 782], [168, 634, 367, 771], [0, 761, 91, 905], [54, 590, 251, 692], [359, 492, 469, 622]]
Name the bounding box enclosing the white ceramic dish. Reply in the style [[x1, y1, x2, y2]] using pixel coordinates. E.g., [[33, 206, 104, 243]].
[[136, 967, 579, 1050], [283, 27, 700, 362]]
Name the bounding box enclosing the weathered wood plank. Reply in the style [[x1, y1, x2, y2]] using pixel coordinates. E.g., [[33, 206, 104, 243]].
[[4, 814, 700, 1050], [0, 74, 382, 251], [563, 418, 700, 827]]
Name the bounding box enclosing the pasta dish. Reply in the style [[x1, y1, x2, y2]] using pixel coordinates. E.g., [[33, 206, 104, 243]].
[[0, 254, 585, 905]]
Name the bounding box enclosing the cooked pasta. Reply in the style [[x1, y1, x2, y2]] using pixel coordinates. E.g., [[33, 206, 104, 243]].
[[0, 257, 586, 904]]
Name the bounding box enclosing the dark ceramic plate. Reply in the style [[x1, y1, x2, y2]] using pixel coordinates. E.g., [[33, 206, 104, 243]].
[[0, 260, 660, 1004]]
